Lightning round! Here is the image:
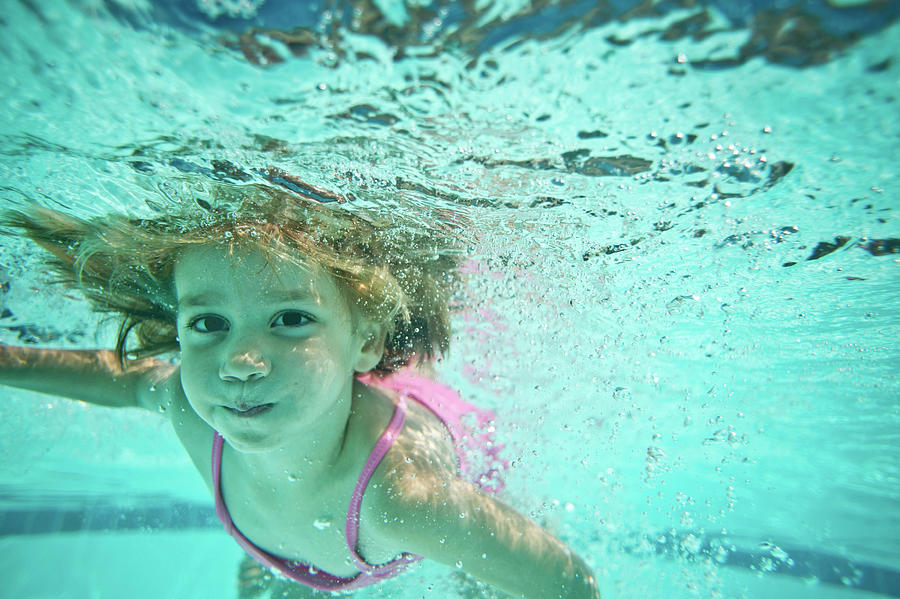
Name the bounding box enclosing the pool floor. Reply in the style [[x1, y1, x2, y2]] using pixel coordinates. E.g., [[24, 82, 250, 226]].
[[0, 530, 890, 599]]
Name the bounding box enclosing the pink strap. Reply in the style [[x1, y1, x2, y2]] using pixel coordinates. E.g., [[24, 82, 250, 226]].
[[345, 394, 421, 573]]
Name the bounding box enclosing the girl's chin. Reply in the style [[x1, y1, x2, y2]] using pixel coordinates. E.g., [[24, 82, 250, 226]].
[[211, 406, 284, 452], [220, 428, 283, 453]]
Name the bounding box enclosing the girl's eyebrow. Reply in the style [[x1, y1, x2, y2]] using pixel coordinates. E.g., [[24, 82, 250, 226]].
[[178, 292, 223, 308], [177, 289, 315, 308], [267, 289, 317, 303]]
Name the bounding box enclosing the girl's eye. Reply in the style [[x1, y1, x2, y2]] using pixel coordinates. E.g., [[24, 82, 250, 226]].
[[272, 311, 311, 328], [188, 315, 229, 333]]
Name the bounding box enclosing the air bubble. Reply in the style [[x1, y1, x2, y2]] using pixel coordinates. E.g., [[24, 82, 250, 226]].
[[313, 518, 331, 530]]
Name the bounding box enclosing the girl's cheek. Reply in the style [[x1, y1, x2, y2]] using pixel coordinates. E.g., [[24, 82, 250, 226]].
[[179, 358, 203, 396]]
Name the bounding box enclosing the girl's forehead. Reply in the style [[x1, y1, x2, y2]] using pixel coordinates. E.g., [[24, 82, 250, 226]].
[[173, 244, 337, 300]]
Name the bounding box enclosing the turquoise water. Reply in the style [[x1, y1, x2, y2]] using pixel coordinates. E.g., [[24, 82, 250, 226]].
[[1, 1, 898, 598]]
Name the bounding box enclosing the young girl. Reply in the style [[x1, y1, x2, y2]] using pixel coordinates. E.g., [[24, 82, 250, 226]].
[[0, 182, 599, 598]]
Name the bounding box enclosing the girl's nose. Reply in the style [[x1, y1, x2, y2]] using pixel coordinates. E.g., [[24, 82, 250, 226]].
[[220, 350, 270, 382]]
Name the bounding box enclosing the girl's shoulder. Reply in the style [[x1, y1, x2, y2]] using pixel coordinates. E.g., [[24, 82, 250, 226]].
[[355, 374, 460, 512], [153, 368, 216, 492], [357, 372, 459, 478]]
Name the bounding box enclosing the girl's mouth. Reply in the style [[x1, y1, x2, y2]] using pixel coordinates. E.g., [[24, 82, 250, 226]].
[[225, 403, 275, 418]]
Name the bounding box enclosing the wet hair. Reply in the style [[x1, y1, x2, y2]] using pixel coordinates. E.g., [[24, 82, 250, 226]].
[[2, 183, 459, 374]]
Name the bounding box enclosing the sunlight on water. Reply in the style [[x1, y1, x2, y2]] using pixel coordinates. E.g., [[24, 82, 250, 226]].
[[1, 1, 898, 598]]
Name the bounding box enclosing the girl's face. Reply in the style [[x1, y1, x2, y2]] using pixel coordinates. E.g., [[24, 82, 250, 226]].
[[173, 245, 380, 452]]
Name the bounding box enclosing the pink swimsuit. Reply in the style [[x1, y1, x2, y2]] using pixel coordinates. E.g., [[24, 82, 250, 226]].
[[211, 370, 506, 591]]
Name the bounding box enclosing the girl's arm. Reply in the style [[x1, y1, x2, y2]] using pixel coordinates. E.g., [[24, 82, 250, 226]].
[[0, 343, 174, 412], [367, 465, 600, 599]]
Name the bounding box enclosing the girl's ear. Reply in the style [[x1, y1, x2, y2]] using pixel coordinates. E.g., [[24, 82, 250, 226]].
[[354, 322, 387, 373]]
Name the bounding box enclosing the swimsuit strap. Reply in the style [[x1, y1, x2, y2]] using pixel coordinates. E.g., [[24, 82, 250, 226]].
[[345, 394, 421, 573]]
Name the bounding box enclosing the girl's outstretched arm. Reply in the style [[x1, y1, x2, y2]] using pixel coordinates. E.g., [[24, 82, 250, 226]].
[[367, 462, 600, 599], [0, 343, 174, 412]]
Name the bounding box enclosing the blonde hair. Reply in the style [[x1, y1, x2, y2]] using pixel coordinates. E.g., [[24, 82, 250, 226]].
[[3, 183, 459, 373]]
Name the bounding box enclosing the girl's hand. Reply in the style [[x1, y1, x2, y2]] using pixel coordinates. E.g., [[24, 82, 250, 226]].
[[0, 344, 176, 412]]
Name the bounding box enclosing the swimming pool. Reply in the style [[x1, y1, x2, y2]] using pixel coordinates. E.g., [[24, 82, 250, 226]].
[[0, 1, 897, 597]]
